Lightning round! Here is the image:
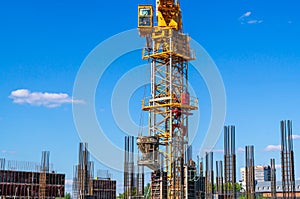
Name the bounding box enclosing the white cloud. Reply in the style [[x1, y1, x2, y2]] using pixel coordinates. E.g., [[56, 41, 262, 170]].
[[239, 11, 263, 25], [247, 20, 263, 24], [1, 150, 16, 154], [292, 134, 300, 140], [237, 147, 245, 153], [65, 179, 73, 185], [239, 11, 252, 21], [275, 164, 281, 169], [264, 145, 281, 151], [212, 149, 224, 153], [245, 11, 252, 17], [9, 89, 84, 108], [241, 11, 252, 18], [65, 179, 73, 193]]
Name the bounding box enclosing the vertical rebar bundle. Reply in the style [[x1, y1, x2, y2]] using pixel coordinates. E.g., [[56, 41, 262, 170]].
[[195, 157, 205, 199], [200, 158, 204, 178], [245, 146, 255, 199], [73, 143, 94, 199], [185, 145, 193, 164], [205, 152, 214, 199], [41, 151, 50, 172], [39, 151, 50, 199], [185, 160, 197, 199], [124, 136, 135, 198], [137, 165, 145, 196], [196, 155, 200, 176], [216, 161, 224, 199], [270, 158, 276, 199], [280, 120, 296, 199], [136, 133, 145, 197], [6, 160, 40, 171], [97, 169, 112, 179], [0, 158, 5, 170], [224, 125, 236, 199]]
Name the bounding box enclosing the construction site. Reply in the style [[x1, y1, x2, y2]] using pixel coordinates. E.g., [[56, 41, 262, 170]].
[[123, 120, 300, 199], [0, 152, 65, 199], [0, 1, 299, 199], [72, 143, 117, 199], [121, 0, 300, 199]]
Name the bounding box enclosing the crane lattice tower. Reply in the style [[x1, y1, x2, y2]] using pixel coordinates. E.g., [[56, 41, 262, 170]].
[[137, 1, 198, 198]]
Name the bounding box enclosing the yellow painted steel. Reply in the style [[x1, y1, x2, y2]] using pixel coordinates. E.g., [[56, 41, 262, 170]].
[[138, 5, 153, 28], [138, 1, 198, 198]]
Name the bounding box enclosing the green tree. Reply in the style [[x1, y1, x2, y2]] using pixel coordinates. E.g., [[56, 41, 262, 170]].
[[256, 195, 267, 199], [144, 183, 151, 199], [235, 183, 243, 192], [223, 182, 243, 192], [117, 193, 125, 199], [64, 193, 71, 199]]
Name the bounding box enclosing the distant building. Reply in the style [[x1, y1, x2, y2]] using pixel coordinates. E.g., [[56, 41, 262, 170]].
[[73, 143, 116, 199], [256, 180, 300, 198], [0, 170, 65, 199], [240, 165, 271, 183], [0, 152, 65, 199], [91, 178, 116, 199]]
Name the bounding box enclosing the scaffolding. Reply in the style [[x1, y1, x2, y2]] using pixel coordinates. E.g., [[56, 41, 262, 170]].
[[280, 120, 296, 199]]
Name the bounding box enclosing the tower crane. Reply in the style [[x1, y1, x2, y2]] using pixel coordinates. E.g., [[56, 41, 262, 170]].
[[137, 0, 198, 198]]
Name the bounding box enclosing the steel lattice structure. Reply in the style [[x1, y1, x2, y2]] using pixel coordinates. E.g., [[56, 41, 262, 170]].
[[137, 1, 198, 198]]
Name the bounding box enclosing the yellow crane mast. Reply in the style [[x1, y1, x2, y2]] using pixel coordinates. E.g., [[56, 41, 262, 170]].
[[137, 0, 198, 198]]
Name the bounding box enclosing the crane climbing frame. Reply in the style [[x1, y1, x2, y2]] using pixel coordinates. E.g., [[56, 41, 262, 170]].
[[137, 1, 198, 198]]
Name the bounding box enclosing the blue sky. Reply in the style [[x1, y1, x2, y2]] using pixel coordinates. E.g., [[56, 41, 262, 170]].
[[1, 0, 300, 194]]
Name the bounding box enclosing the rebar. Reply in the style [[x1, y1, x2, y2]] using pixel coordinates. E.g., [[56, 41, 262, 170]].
[[205, 152, 214, 199], [0, 158, 5, 170], [124, 136, 135, 199], [280, 120, 296, 199], [270, 158, 276, 199], [224, 125, 236, 199], [245, 145, 255, 199], [73, 143, 94, 199], [216, 161, 224, 199]]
